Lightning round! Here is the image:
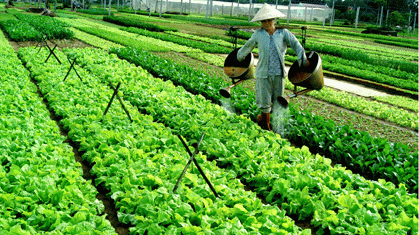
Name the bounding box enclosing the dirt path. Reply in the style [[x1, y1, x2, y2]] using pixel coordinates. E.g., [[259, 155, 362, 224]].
[[323, 76, 390, 97]]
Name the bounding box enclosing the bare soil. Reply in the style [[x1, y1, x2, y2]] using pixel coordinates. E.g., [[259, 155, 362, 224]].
[[8, 38, 95, 52]]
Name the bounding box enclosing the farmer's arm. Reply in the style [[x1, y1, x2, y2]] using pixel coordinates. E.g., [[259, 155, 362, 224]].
[[237, 33, 257, 62], [284, 29, 308, 67]]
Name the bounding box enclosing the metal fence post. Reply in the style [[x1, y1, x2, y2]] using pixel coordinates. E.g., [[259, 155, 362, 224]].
[[287, 0, 291, 26], [330, 0, 335, 26], [248, 0, 252, 22], [310, 6, 313, 22], [206, 0, 209, 18], [408, 10, 412, 33], [379, 6, 383, 27], [355, 7, 360, 30]]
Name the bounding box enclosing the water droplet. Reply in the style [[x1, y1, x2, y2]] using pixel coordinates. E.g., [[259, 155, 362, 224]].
[[271, 100, 291, 138], [220, 97, 236, 114]]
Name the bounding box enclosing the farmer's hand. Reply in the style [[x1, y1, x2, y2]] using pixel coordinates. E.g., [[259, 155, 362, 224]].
[[301, 59, 310, 72], [303, 59, 310, 68]]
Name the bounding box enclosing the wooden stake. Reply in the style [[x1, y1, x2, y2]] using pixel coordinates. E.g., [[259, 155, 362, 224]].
[[63, 57, 82, 82], [174, 133, 218, 198], [102, 81, 133, 123], [45, 44, 61, 64]]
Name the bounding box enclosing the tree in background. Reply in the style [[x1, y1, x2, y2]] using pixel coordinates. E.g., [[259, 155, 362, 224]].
[[387, 0, 414, 11], [371, 0, 386, 8], [388, 11, 408, 26], [343, 8, 357, 24]]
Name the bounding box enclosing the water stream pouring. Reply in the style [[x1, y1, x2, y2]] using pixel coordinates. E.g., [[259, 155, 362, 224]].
[[277, 51, 324, 108], [220, 48, 255, 98]]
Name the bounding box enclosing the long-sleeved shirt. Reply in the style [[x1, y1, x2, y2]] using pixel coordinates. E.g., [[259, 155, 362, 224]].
[[237, 28, 307, 79], [268, 34, 282, 76]]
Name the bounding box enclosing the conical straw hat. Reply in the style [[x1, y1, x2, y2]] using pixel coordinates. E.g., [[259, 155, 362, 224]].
[[250, 3, 286, 22]]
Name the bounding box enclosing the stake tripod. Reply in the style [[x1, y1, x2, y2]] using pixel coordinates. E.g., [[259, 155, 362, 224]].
[[44, 43, 61, 64], [36, 35, 48, 52], [173, 132, 218, 198], [102, 81, 133, 123], [36, 34, 61, 64], [63, 57, 82, 82]]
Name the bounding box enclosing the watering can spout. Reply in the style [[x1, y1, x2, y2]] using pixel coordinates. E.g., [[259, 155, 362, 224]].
[[277, 89, 312, 108], [277, 95, 292, 108], [219, 87, 232, 98]]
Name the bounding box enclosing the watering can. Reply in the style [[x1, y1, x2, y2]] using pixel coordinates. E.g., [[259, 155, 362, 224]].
[[219, 48, 255, 98], [277, 51, 324, 108]]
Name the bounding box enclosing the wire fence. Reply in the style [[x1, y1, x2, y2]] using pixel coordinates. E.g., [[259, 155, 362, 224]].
[[11, 0, 417, 33], [127, 0, 416, 32], [130, 0, 332, 22]]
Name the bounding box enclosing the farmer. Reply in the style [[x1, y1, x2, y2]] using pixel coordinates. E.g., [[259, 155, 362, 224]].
[[237, 3, 309, 131]]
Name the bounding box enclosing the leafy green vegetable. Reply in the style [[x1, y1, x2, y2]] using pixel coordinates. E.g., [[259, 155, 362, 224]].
[[19, 46, 306, 234], [61, 47, 418, 233], [0, 31, 114, 234]]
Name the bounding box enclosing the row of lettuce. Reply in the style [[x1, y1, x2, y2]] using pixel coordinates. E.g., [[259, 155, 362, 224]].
[[0, 11, 73, 41], [19, 47, 309, 234], [313, 36, 417, 61], [49, 16, 418, 192], [0, 31, 116, 233], [308, 27, 418, 49], [61, 46, 417, 234]]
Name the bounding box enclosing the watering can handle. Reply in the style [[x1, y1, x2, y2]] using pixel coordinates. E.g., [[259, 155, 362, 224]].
[[308, 51, 314, 59], [302, 51, 315, 68]]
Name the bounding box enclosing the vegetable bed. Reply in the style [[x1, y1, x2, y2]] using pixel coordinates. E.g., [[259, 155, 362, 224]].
[[1, 9, 418, 235], [62, 47, 418, 234], [0, 30, 114, 234], [110, 47, 418, 193], [18, 47, 308, 234]]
